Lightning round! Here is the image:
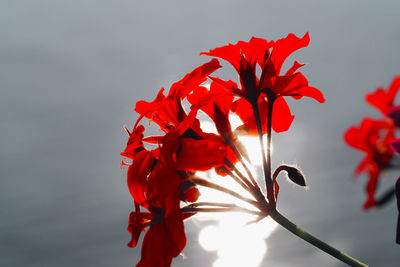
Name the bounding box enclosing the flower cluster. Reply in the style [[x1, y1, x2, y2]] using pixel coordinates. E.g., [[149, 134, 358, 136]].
[[345, 76, 400, 209], [121, 33, 325, 267]]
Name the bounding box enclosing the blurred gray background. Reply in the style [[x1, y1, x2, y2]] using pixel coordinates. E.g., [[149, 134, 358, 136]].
[[1, 0, 400, 266]]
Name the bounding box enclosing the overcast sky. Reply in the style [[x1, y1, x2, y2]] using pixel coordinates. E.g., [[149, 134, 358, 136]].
[[1, 1, 400, 266]]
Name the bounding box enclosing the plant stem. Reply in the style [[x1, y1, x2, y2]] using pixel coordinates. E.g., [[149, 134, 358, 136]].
[[269, 209, 368, 267], [190, 177, 258, 207], [181, 206, 261, 215], [224, 159, 256, 191], [224, 159, 269, 208], [221, 166, 252, 191], [229, 143, 259, 187], [252, 97, 275, 207]]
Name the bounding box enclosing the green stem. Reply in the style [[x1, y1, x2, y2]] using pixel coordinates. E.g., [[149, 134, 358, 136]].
[[270, 209, 368, 267]]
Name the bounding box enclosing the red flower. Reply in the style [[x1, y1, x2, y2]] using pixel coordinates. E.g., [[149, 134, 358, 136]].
[[366, 76, 400, 117], [344, 118, 395, 209], [201, 33, 324, 134], [134, 59, 221, 131]]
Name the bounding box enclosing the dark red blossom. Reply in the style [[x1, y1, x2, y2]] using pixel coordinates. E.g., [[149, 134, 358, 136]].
[[201, 33, 324, 134], [344, 118, 395, 209]]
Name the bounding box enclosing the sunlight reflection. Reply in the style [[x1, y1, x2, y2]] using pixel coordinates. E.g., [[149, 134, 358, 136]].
[[195, 116, 277, 267]]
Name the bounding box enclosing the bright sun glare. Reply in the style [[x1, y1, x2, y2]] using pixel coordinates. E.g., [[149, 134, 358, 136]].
[[192, 115, 277, 267]]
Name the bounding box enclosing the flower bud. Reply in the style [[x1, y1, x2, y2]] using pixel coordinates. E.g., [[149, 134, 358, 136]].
[[273, 165, 306, 187]]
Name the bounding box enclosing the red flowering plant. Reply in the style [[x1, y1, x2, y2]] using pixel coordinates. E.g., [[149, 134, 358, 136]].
[[122, 33, 367, 266], [345, 76, 400, 244]]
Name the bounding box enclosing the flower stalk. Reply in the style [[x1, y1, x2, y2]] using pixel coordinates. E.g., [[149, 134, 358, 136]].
[[252, 100, 276, 208], [269, 209, 368, 267]]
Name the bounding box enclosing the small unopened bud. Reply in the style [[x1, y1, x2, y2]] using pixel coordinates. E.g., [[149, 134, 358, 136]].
[[273, 165, 306, 187], [180, 181, 200, 203]]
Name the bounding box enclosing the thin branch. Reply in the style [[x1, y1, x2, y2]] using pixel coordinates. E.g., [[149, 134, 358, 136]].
[[224, 159, 270, 212], [219, 166, 253, 194], [225, 159, 256, 191], [190, 177, 258, 207], [228, 143, 259, 187], [181, 206, 262, 216]]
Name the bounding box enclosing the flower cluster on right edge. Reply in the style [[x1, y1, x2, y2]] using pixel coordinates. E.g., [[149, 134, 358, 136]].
[[344, 76, 400, 244]]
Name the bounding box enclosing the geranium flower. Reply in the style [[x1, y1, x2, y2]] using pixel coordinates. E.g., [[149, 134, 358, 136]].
[[366, 75, 400, 124], [201, 33, 325, 134], [344, 118, 395, 209], [134, 59, 221, 131]]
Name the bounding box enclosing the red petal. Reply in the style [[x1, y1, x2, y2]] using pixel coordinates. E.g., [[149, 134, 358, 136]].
[[164, 197, 187, 256], [202, 37, 274, 71], [127, 151, 155, 205], [387, 76, 400, 103], [354, 156, 372, 176], [146, 165, 182, 203], [143, 135, 163, 144], [136, 222, 174, 267], [285, 61, 306, 76], [238, 37, 274, 68], [269, 32, 310, 75], [176, 138, 227, 171], [209, 76, 242, 96], [135, 89, 181, 130], [366, 88, 392, 115], [366, 76, 400, 115], [169, 59, 222, 99], [271, 97, 294, 133], [127, 211, 153, 248], [201, 43, 242, 72], [187, 80, 234, 119], [231, 98, 258, 135], [121, 125, 145, 159], [265, 73, 325, 103], [362, 164, 379, 209]]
